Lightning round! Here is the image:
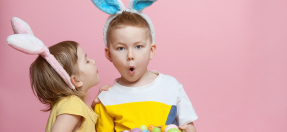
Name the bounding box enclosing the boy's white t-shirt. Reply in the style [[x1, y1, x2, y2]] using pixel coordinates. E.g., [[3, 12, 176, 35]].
[[97, 71, 198, 131]]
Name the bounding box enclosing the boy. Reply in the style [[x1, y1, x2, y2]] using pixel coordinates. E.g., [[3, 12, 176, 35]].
[[92, 1, 198, 132]]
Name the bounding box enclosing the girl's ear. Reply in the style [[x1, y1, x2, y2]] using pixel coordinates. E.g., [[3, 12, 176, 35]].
[[105, 47, 112, 62], [70, 75, 83, 88], [150, 43, 156, 60]]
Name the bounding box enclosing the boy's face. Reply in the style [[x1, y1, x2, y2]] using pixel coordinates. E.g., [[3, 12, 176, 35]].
[[105, 25, 156, 83]]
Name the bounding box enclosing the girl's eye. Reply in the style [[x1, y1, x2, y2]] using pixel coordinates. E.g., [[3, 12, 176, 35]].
[[136, 45, 142, 49], [118, 47, 125, 50]]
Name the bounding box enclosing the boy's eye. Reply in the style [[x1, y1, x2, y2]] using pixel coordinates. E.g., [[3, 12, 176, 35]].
[[136, 45, 142, 49], [118, 47, 125, 50]]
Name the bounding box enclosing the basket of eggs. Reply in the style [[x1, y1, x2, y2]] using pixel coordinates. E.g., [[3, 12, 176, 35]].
[[121, 124, 182, 132]]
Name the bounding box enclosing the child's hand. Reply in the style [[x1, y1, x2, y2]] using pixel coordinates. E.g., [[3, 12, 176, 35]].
[[178, 122, 196, 132], [91, 85, 112, 110]]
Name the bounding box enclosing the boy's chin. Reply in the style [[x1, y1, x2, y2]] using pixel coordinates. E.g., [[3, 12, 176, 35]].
[[121, 74, 141, 83]]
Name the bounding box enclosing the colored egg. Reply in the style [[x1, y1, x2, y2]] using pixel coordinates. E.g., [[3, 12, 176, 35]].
[[161, 125, 167, 132], [167, 128, 181, 132], [139, 125, 148, 130], [142, 130, 150, 132], [148, 125, 156, 131], [131, 128, 143, 132], [164, 124, 178, 132], [151, 127, 161, 132]]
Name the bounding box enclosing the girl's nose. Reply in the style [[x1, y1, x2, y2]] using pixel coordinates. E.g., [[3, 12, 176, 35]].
[[91, 59, 96, 65]]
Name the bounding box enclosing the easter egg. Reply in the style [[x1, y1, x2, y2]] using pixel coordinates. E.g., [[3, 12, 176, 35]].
[[131, 128, 143, 132], [142, 130, 150, 132], [139, 125, 148, 130], [148, 125, 156, 131], [167, 128, 181, 132], [161, 125, 167, 132], [151, 127, 161, 132], [164, 124, 178, 132]]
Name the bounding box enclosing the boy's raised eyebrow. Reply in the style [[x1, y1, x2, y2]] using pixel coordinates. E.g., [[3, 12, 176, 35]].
[[116, 42, 126, 45], [112, 42, 126, 47], [134, 41, 145, 45], [113, 41, 145, 46]]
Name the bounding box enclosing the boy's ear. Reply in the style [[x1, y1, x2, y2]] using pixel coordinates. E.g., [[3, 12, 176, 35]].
[[70, 75, 83, 88], [150, 43, 156, 60], [105, 47, 112, 62]]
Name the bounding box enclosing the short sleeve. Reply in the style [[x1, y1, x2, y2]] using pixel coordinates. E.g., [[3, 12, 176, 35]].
[[94, 102, 115, 132], [56, 96, 85, 118], [176, 84, 198, 125]]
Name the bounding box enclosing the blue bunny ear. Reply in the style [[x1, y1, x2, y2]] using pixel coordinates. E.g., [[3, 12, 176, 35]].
[[92, 0, 125, 15], [128, 0, 157, 12]]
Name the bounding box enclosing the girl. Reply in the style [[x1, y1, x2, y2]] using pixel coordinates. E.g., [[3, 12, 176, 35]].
[[7, 17, 108, 132]]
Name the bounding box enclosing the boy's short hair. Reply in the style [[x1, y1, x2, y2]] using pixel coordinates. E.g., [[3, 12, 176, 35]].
[[106, 11, 152, 47]]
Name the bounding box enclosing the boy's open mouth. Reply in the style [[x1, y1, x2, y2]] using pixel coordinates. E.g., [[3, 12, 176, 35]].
[[129, 66, 135, 74]]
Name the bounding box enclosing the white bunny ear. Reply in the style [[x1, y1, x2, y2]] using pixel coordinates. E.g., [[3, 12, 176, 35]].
[[7, 17, 76, 90], [11, 17, 34, 35], [7, 34, 46, 55], [91, 0, 125, 14], [128, 0, 157, 11]]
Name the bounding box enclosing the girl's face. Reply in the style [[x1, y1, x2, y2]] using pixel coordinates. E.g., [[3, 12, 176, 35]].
[[77, 46, 100, 91]]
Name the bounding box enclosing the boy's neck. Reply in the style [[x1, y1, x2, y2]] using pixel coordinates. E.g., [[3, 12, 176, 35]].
[[117, 70, 158, 87]]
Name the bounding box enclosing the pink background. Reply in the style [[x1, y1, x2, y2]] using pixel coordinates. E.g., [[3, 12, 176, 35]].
[[1, 0, 286, 131]]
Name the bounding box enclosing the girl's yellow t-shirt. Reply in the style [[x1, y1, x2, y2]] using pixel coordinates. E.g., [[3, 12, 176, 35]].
[[46, 95, 98, 132]]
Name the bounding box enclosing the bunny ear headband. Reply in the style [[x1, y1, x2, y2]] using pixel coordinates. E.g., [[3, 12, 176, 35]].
[[6, 17, 76, 90], [91, 0, 157, 46]]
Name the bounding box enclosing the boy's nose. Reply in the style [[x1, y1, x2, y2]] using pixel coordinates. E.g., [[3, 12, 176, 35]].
[[127, 50, 134, 61]]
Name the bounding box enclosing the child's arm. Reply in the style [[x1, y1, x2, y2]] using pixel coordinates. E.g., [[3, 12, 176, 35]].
[[91, 85, 112, 110], [177, 84, 198, 131], [94, 102, 115, 132], [179, 122, 197, 132], [50, 114, 81, 132]]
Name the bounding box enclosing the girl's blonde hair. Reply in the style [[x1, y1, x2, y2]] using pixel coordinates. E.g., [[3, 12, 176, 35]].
[[29, 41, 85, 111]]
